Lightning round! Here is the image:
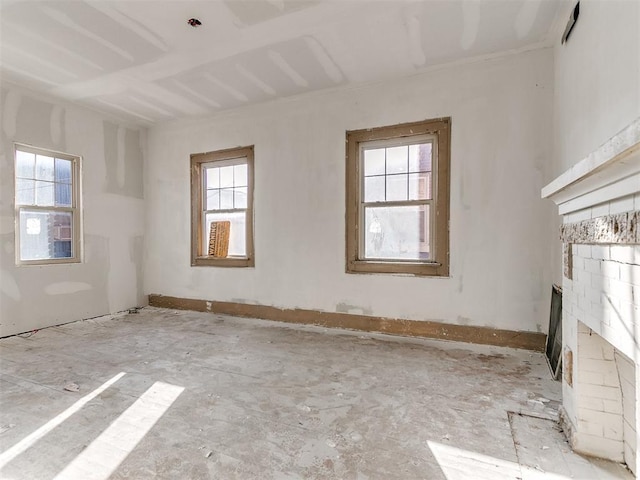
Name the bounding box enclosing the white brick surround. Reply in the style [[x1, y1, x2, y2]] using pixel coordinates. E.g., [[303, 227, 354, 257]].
[[543, 118, 640, 475]]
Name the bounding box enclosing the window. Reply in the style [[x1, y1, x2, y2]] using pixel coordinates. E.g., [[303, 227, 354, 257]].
[[14, 144, 82, 265], [346, 118, 451, 276], [191, 146, 254, 267]]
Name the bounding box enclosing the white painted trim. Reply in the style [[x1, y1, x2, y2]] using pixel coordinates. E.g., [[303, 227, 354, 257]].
[[542, 118, 640, 215], [557, 173, 640, 216]]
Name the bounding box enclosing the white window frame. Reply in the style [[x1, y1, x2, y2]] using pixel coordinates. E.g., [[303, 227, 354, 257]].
[[14, 143, 82, 266]]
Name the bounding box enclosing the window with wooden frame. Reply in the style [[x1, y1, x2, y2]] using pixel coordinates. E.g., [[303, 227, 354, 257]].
[[14, 144, 82, 265], [346, 118, 451, 276], [191, 146, 254, 267]]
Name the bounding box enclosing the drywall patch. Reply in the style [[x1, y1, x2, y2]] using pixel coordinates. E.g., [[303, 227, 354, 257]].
[[0, 215, 14, 236], [129, 235, 144, 305], [514, 0, 540, 39], [116, 125, 126, 188], [2, 90, 21, 138], [0, 269, 20, 301], [103, 121, 144, 198], [0, 150, 11, 219], [224, 0, 320, 26], [15, 95, 66, 152], [336, 302, 373, 316], [66, 234, 111, 314], [44, 282, 92, 295], [50, 105, 66, 146], [461, 0, 480, 50], [304, 37, 343, 83], [0, 233, 14, 264]]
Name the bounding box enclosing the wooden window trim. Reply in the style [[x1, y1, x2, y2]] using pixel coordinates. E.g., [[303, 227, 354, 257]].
[[191, 145, 255, 268], [14, 143, 82, 266], [345, 118, 451, 276]]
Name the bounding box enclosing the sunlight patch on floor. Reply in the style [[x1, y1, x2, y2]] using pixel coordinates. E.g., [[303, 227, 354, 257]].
[[428, 440, 573, 480], [0, 372, 127, 470], [53, 381, 184, 480]]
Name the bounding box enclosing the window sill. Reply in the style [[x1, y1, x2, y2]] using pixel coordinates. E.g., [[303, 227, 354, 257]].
[[17, 258, 81, 267], [347, 260, 448, 277], [192, 256, 254, 268]]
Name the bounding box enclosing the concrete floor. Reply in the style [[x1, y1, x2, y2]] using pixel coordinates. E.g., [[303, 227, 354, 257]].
[[0, 307, 633, 480]]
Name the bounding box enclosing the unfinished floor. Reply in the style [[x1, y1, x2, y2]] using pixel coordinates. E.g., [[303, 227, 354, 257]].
[[0, 307, 632, 480]]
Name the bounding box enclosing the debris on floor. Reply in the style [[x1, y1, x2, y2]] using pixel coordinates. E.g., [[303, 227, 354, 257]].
[[0, 425, 16, 435]]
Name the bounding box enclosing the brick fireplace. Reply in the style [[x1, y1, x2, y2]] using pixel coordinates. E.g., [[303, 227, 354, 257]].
[[543, 118, 640, 475]]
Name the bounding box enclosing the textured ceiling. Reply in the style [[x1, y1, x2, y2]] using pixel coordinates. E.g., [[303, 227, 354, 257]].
[[0, 0, 564, 125]]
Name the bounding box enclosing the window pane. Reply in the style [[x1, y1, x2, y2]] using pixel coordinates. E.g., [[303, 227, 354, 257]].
[[55, 183, 72, 207], [16, 179, 35, 205], [364, 148, 385, 176], [364, 176, 385, 202], [35, 155, 55, 181], [35, 181, 54, 206], [364, 205, 430, 260], [206, 189, 220, 210], [386, 174, 407, 201], [19, 210, 73, 260], [408, 172, 431, 200], [409, 143, 432, 172], [220, 188, 233, 209], [234, 164, 247, 187], [220, 166, 234, 188], [206, 167, 220, 189], [16, 151, 35, 178], [205, 211, 246, 257], [234, 187, 247, 209], [55, 158, 72, 183], [386, 146, 408, 174]]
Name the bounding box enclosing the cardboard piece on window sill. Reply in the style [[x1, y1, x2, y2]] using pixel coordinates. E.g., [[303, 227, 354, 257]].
[[209, 221, 230, 258]]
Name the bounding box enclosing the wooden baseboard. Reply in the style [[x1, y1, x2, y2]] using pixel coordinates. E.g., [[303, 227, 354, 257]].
[[148, 294, 546, 352]]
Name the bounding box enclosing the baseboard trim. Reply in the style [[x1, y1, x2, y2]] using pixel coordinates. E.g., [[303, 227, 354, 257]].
[[148, 294, 546, 351]]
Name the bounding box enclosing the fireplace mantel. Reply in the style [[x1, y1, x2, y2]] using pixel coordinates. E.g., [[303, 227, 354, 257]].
[[542, 118, 640, 216]]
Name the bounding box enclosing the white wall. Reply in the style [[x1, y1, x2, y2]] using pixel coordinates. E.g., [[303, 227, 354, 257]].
[[145, 47, 555, 333], [553, 0, 640, 177], [0, 87, 146, 337]]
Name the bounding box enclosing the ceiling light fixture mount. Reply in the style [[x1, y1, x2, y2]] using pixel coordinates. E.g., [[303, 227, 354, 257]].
[[187, 18, 202, 28]]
